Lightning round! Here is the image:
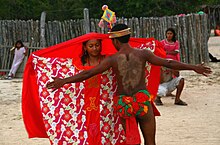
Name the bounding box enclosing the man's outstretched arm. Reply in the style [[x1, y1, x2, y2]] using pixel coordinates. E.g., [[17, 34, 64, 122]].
[[144, 50, 212, 76], [46, 56, 113, 90]]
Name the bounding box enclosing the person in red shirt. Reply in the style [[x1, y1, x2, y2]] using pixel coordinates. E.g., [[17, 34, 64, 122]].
[[161, 28, 180, 61]]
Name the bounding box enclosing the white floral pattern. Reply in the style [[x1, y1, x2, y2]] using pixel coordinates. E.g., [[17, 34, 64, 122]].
[[32, 54, 126, 145]]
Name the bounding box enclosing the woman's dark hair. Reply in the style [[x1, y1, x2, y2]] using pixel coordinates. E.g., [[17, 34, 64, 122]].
[[81, 39, 102, 65], [165, 28, 177, 42], [15, 40, 24, 47], [111, 24, 130, 43], [81, 41, 89, 65]]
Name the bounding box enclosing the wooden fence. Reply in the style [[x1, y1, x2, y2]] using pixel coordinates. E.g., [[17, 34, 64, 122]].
[[0, 46, 40, 77], [0, 11, 212, 76], [203, 5, 220, 29]]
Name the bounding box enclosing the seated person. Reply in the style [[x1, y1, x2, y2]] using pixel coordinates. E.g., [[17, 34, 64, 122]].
[[214, 23, 220, 36], [155, 67, 187, 106]]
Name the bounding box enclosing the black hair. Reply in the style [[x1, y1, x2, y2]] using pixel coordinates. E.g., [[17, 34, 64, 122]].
[[15, 40, 24, 47], [81, 41, 88, 65], [80, 39, 102, 65], [111, 24, 130, 43], [165, 28, 177, 42]]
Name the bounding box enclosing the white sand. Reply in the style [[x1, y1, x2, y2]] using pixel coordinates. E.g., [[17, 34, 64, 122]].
[[0, 36, 219, 145]]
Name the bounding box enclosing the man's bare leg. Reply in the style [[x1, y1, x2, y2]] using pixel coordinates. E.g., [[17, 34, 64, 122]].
[[137, 104, 156, 145], [175, 78, 184, 101], [174, 78, 187, 105]]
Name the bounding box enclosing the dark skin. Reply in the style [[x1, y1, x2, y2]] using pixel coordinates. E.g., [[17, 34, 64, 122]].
[[47, 38, 211, 145], [83, 39, 104, 66]]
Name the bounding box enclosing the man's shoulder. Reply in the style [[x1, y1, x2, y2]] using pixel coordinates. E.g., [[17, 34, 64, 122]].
[[133, 47, 149, 53], [105, 53, 119, 63], [130, 48, 150, 59]]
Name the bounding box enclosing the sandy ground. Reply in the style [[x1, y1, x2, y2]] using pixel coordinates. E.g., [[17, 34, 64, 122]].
[[0, 36, 220, 145]]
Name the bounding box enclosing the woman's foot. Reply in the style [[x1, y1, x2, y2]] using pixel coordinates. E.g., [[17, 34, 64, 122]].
[[5, 75, 13, 80], [7, 76, 12, 80]]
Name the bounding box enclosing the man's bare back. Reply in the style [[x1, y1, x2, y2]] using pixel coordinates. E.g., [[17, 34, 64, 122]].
[[111, 48, 148, 96]]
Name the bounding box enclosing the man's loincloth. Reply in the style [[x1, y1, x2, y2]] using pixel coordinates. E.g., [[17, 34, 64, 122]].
[[113, 90, 152, 144], [114, 89, 151, 118]]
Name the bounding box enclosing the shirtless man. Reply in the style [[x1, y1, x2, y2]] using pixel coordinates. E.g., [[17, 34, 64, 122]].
[[47, 24, 211, 145]]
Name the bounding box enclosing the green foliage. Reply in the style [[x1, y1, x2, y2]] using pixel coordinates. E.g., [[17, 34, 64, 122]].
[[0, 0, 219, 20]]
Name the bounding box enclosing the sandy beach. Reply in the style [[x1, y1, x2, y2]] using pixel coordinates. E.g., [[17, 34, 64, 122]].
[[0, 36, 219, 145]]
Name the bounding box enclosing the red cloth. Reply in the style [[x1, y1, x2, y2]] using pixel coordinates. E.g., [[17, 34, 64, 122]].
[[215, 29, 220, 36], [126, 117, 141, 144], [22, 33, 165, 139], [84, 73, 101, 144]]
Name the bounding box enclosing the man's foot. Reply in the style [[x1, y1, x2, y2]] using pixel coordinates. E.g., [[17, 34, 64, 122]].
[[154, 97, 163, 106], [174, 100, 187, 106]]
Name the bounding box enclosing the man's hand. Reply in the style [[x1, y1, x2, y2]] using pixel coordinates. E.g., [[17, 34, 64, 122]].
[[46, 77, 66, 91], [194, 63, 212, 77]]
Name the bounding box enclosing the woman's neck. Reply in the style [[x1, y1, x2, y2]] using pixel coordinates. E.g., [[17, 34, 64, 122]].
[[87, 55, 102, 66], [166, 39, 173, 43]]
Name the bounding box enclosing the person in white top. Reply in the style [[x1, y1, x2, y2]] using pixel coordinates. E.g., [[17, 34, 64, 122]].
[[7, 40, 27, 79]]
